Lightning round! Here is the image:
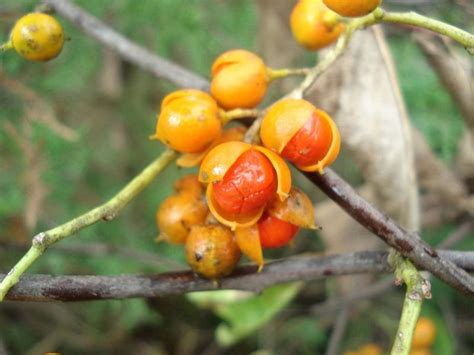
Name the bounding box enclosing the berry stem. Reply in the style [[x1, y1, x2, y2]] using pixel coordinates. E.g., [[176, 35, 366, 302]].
[[377, 9, 474, 54], [220, 108, 260, 124], [388, 250, 432, 355], [0, 148, 177, 302], [266, 67, 311, 81], [0, 41, 13, 53]]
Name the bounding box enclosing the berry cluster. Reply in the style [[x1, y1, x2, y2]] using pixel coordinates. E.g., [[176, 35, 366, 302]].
[[151, 2, 355, 279]]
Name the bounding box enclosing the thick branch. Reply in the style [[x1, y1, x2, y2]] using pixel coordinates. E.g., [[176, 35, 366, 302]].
[[306, 169, 474, 296], [41, 0, 209, 90], [1, 250, 473, 302]]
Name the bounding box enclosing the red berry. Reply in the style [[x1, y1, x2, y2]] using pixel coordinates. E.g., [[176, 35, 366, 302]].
[[258, 213, 299, 248], [213, 149, 277, 216]]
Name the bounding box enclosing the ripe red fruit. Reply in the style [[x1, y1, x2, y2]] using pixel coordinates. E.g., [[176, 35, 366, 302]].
[[258, 213, 299, 248], [212, 149, 277, 216]]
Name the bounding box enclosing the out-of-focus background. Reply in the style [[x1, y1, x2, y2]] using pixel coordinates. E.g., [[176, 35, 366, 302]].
[[0, 1, 473, 354]]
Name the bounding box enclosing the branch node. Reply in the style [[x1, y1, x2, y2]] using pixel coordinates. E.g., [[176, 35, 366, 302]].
[[32, 232, 49, 249]]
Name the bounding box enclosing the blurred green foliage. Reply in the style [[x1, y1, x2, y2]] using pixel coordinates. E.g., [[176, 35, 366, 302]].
[[0, 1, 472, 354]]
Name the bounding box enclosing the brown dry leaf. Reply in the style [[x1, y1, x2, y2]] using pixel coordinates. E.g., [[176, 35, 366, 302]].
[[309, 27, 420, 232], [306, 27, 420, 293], [414, 32, 474, 184]]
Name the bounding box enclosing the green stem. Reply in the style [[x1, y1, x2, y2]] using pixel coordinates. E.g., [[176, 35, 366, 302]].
[[389, 250, 432, 355], [0, 41, 13, 53], [381, 11, 474, 53], [220, 108, 260, 124], [267, 67, 311, 81], [0, 149, 177, 301]]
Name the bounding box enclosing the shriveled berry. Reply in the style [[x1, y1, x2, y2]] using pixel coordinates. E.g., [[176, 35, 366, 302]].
[[156, 194, 208, 244], [185, 224, 241, 280], [174, 174, 203, 199]]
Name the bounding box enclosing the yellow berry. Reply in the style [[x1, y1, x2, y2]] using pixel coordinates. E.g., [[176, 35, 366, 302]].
[[11, 13, 64, 61]]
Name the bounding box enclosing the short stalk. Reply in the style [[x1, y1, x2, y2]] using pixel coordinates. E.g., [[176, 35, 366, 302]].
[[267, 67, 311, 82], [220, 108, 260, 124], [0, 41, 13, 53], [389, 250, 432, 355]]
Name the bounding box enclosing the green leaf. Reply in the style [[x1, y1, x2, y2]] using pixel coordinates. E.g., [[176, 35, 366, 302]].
[[211, 283, 302, 347]]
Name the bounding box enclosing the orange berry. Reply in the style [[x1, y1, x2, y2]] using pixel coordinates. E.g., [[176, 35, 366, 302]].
[[357, 344, 383, 355], [260, 98, 340, 173], [323, 0, 381, 17], [176, 126, 246, 168], [173, 174, 203, 199], [211, 49, 268, 110], [199, 141, 292, 230], [412, 317, 436, 349], [152, 89, 222, 153], [156, 193, 208, 244], [11, 13, 64, 61], [258, 213, 299, 248], [185, 224, 241, 280], [290, 0, 345, 50]]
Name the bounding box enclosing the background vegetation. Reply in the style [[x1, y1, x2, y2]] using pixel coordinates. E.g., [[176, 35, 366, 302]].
[[0, 1, 472, 354]]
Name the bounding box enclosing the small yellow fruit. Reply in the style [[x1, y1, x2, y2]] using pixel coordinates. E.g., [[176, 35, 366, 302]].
[[11, 13, 64, 61]]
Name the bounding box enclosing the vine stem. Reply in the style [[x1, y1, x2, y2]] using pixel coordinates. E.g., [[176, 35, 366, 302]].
[[0, 149, 177, 301], [0, 41, 13, 53], [267, 67, 311, 81], [389, 250, 432, 355], [220, 108, 260, 124]]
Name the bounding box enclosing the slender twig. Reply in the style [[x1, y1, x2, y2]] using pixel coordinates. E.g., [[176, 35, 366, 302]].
[[389, 251, 432, 355], [41, 0, 209, 90], [325, 305, 350, 355], [1, 250, 472, 302], [306, 169, 474, 296], [0, 41, 13, 53], [220, 108, 260, 124], [0, 149, 177, 301], [267, 67, 311, 81]]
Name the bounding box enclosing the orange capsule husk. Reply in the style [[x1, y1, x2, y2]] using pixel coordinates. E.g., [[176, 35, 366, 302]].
[[151, 89, 222, 153], [177, 126, 246, 168], [267, 187, 316, 229], [235, 225, 264, 271], [210, 49, 269, 110], [199, 141, 292, 230], [290, 0, 345, 51], [260, 98, 340, 174]]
